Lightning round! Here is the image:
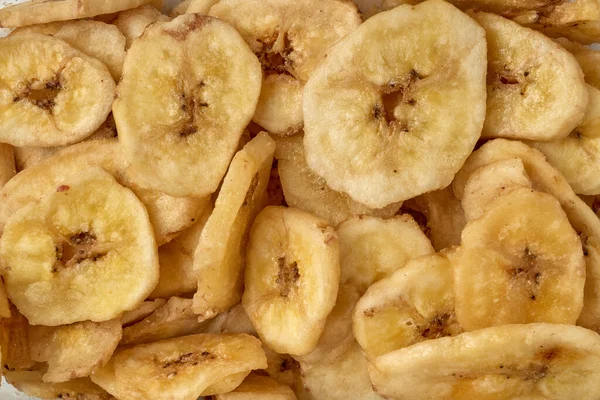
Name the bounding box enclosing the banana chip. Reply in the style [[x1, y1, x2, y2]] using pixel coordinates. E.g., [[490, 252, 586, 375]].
[[215, 373, 297, 400], [114, 13, 262, 198], [6, 371, 114, 400], [113, 5, 170, 49], [0, 143, 15, 190], [187, 0, 220, 14], [557, 39, 600, 89], [0, 168, 159, 326], [303, 0, 487, 208], [120, 299, 167, 327], [1, 304, 35, 372]]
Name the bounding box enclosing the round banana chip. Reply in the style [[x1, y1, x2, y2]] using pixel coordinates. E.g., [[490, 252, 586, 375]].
[[91, 333, 267, 400], [114, 14, 262, 198], [113, 5, 170, 49], [303, 0, 487, 208], [455, 188, 585, 331], [5, 371, 113, 400], [29, 320, 122, 383], [0, 168, 159, 326], [0, 0, 157, 28], [474, 12, 588, 141], [0, 33, 115, 147], [353, 252, 462, 360], [209, 0, 361, 136], [532, 85, 600, 195], [370, 323, 600, 400], [243, 206, 340, 356]]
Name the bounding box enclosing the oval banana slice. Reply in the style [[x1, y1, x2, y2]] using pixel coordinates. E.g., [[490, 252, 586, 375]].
[[114, 14, 262, 198], [243, 206, 340, 356], [0, 0, 157, 28], [337, 215, 434, 294], [303, 0, 487, 208], [455, 188, 585, 331], [474, 12, 588, 141], [192, 133, 275, 321], [0, 139, 207, 246], [91, 333, 267, 400], [209, 0, 361, 136], [0, 33, 115, 147], [113, 5, 170, 49], [0, 168, 159, 326], [275, 135, 401, 225], [370, 323, 600, 400], [29, 320, 122, 383], [353, 252, 462, 360], [532, 85, 600, 195]]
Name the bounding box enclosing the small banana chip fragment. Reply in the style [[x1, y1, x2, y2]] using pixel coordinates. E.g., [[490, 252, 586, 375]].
[[0, 168, 159, 326], [370, 323, 600, 400], [6, 371, 114, 400], [29, 320, 122, 383], [0, 33, 115, 147], [114, 14, 262, 198], [243, 206, 339, 356], [120, 299, 167, 326], [91, 333, 267, 400], [1, 304, 35, 372], [215, 373, 297, 400], [192, 133, 275, 321], [113, 5, 170, 49]]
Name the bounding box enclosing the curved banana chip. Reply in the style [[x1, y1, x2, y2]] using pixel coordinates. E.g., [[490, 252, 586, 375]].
[[557, 38, 600, 89], [303, 0, 487, 208], [370, 323, 600, 400], [337, 215, 434, 294], [209, 0, 361, 136], [275, 135, 401, 225], [0, 33, 115, 147], [192, 133, 275, 321], [114, 14, 262, 198], [243, 206, 339, 356], [474, 12, 588, 141], [91, 333, 267, 400], [6, 371, 113, 400], [121, 299, 167, 326], [215, 373, 297, 400], [0, 168, 159, 326], [353, 252, 462, 360], [114, 5, 170, 49]]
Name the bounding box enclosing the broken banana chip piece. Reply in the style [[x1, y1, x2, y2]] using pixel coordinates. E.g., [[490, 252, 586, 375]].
[[353, 251, 462, 360], [120, 299, 167, 327], [455, 188, 585, 331], [370, 323, 600, 400], [214, 373, 297, 400], [0, 168, 159, 326], [91, 333, 267, 400], [0, 33, 115, 147], [113, 5, 170, 49], [6, 371, 114, 400], [243, 206, 339, 356], [474, 12, 588, 141], [114, 14, 262, 198], [29, 319, 122, 383], [192, 133, 275, 321], [209, 0, 361, 135], [303, 0, 487, 208]]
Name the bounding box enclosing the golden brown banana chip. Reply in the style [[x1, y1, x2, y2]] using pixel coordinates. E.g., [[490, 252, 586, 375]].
[[1, 304, 34, 372], [0, 143, 15, 190]]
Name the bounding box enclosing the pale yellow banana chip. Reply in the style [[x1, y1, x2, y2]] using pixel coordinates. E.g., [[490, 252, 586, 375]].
[[215, 373, 297, 400], [113, 5, 170, 49], [512, 0, 600, 26], [187, 0, 220, 14], [353, 252, 462, 360], [558, 39, 600, 89], [120, 299, 167, 326], [192, 133, 275, 320], [6, 371, 114, 400], [114, 14, 262, 198], [29, 320, 122, 383], [0, 168, 159, 326], [474, 12, 588, 141], [370, 323, 600, 400], [0, 33, 115, 147], [209, 0, 361, 136], [91, 333, 267, 400], [243, 206, 339, 356], [338, 215, 434, 294], [263, 349, 301, 390], [303, 0, 487, 208]]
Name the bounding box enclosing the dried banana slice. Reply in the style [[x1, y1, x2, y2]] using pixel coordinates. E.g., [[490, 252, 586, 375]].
[[512, 0, 600, 27], [215, 373, 297, 400], [243, 206, 339, 356], [29, 320, 122, 383], [274, 135, 401, 225], [0, 33, 115, 147], [209, 0, 361, 136], [0, 143, 15, 190], [121, 299, 167, 326], [0, 168, 159, 326], [6, 371, 113, 400], [353, 252, 462, 360], [91, 333, 267, 400], [338, 215, 434, 294], [113, 5, 170, 49], [474, 12, 588, 141], [455, 188, 585, 331], [114, 14, 262, 198], [0, 277, 10, 318], [532, 85, 600, 195], [1, 304, 35, 372], [187, 0, 220, 14], [0, 139, 207, 246], [370, 323, 600, 400], [192, 133, 275, 320], [0, 0, 157, 28], [303, 0, 487, 208], [557, 39, 600, 89]]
